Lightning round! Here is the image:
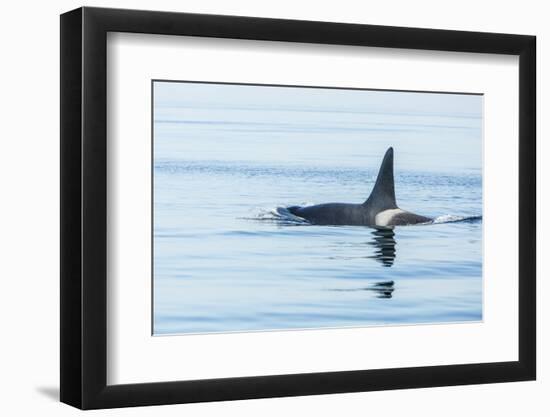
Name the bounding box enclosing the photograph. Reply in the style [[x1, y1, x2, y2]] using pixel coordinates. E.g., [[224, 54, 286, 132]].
[[152, 80, 483, 335], [54, 4, 537, 412]]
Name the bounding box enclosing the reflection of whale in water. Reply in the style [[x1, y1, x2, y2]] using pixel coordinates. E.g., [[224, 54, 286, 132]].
[[368, 227, 397, 267], [328, 280, 395, 299], [326, 228, 397, 297], [369, 281, 395, 298]]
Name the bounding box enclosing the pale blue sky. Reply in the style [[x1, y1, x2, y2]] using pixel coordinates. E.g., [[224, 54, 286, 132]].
[[154, 81, 482, 119], [153, 81, 482, 173]]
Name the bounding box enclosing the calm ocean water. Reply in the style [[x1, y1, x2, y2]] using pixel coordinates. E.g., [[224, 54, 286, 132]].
[[153, 82, 483, 335]]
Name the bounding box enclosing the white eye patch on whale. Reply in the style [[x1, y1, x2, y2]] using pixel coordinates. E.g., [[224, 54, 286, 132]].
[[287, 147, 432, 227]]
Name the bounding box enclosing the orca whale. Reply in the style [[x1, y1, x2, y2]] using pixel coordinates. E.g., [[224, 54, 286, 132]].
[[287, 147, 432, 226]]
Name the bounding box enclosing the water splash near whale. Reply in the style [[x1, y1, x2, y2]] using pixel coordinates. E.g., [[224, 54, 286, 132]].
[[432, 214, 482, 224]]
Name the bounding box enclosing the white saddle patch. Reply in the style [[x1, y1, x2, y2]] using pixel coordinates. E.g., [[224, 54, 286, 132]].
[[374, 209, 406, 226]]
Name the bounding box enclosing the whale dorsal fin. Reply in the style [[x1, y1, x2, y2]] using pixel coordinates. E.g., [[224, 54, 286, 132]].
[[363, 147, 398, 212]]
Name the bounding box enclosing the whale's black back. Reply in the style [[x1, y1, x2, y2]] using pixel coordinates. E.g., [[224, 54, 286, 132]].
[[286, 147, 430, 226]]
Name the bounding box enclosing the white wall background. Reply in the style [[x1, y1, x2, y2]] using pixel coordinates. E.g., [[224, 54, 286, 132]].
[[0, 0, 544, 415]]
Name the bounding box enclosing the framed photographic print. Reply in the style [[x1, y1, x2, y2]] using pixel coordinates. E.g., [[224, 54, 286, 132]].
[[60, 6, 536, 409]]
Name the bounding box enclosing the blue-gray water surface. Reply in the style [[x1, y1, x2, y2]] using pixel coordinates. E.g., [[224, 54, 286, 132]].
[[153, 82, 483, 335]]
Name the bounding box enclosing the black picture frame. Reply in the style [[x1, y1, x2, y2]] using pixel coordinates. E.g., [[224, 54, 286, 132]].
[[60, 6, 536, 410]]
